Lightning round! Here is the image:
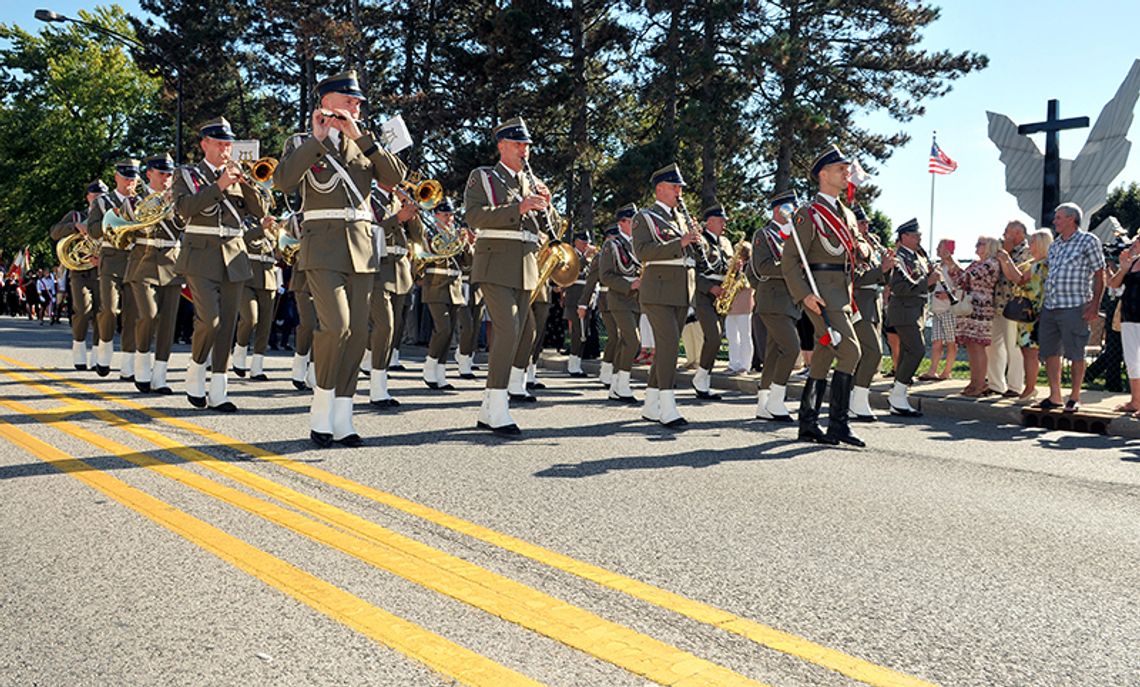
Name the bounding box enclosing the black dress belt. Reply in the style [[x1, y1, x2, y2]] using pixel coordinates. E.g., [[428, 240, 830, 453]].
[[807, 263, 848, 272]]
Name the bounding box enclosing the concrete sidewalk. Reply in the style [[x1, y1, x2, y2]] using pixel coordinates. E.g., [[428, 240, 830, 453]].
[[537, 351, 1140, 440]]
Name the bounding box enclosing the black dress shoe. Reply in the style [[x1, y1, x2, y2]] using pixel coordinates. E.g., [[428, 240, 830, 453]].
[[477, 421, 521, 436], [95, 365, 110, 377], [662, 417, 688, 429], [437, 383, 455, 391], [509, 392, 537, 403], [459, 373, 477, 380], [850, 414, 878, 423], [250, 374, 269, 382], [764, 414, 794, 423], [134, 381, 151, 393], [369, 397, 400, 408], [889, 405, 923, 418], [569, 371, 588, 378], [75, 364, 87, 371], [609, 394, 638, 404], [187, 394, 207, 408], [119, 375, 135, 383], [210, 402, 237, 413], [388, 364, 406, 371], [335, 433, 363, 447], [526, 381, 546, 390], [233, 366, 247, 378], [310, 431, 334, 448], [152, 386, 173, 396], [694, 389, 722, 401], [424, 381, 440, 389], [292, 380, 308, 391]]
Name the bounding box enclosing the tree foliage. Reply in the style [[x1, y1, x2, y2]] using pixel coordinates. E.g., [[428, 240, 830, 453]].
[[1090, 181, 1140, 236], [1, 0, 988, 261], [0, 6, 162, 264]]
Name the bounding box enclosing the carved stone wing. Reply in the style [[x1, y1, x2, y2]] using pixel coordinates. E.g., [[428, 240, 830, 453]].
[[986, 111, 1044, 220], [1070, 59, 1140, 218]]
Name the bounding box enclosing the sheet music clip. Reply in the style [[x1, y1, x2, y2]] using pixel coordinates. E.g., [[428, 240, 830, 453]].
[[380, 115, 413, 154]]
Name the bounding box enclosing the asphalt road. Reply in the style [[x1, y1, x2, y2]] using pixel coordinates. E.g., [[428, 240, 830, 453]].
[[1, 318, 1137, 687]]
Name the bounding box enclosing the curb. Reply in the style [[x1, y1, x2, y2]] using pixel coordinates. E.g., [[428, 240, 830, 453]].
[[537, 352, 1135, 439]]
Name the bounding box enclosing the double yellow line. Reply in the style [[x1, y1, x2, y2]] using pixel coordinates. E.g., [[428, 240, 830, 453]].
[[0, 353, 938, 687]]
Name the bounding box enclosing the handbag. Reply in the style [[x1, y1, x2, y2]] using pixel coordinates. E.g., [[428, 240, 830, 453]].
[[1002, 296, 1036, 323], [930, 295, 951, 315], [950, 293, 972, 317]]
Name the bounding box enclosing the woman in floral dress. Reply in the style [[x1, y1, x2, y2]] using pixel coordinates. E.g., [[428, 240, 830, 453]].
[[996, 229, 1053, 403], [942, 236, 1001, 396]]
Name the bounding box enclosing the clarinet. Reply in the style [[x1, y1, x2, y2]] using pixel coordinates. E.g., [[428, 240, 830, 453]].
[[521, 159, 557, 239], [676, 196, 708, 262]]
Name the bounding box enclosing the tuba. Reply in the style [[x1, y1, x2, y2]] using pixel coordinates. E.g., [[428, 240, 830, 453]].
[[103, 190, 176, 250], [56, 232, 100, 271]]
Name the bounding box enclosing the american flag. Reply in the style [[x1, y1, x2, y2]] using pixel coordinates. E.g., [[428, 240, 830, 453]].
[[928, 139, 958, 175]]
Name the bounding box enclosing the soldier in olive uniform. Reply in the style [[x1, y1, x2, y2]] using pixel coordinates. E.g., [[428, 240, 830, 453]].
[[87, 159, 140, 379], [849, 204, 896, 421], [421, 200, 467, 391], [600, 213, 643, 403], [631, 164, 700, 428], [463, 117, 556, 435], [781, 145, 869, 447], [748, 191, 801, 422], [366, 183, 421, 407], [274, 71, 407, 447], [50, 180, 106, 370], [286, 214, 317, 391], [692, 204, 735, 401], [126, 154, 182, 394], [174, 118, 269, 412], [562, 232, 594, 378], [886, 219, 939, 417], [576, 229, 610, 385], [455, 222, 482, 379], [233, 213, 279, 382]]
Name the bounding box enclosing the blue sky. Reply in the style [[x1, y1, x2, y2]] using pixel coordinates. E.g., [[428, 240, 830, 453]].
[[6, 1, 1140, 258]]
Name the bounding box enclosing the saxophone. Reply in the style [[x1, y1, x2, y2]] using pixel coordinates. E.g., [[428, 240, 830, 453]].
[[714, 241, 749, 316]]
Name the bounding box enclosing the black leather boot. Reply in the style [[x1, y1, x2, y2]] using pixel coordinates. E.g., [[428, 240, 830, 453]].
[[797, 377, 834, 444], [825, 371, 865, 447]]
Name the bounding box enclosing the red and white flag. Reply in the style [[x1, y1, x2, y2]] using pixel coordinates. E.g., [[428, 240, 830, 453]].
[[928, 138, 958, 175], [847, 158, 870, 204]]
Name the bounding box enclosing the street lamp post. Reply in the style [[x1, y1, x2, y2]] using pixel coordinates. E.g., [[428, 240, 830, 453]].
[[35, 8, 183, 162]]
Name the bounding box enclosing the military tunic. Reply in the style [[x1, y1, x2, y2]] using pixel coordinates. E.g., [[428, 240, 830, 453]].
[[125, 188, 183, 364], [693, 230, 733, 371], [600, 232, 642, 373], [885, 245, 932, 386], [631, 201, 696, 390], [852, 245, 890, 387], [87, 191, 138, 356], [368, 187, 423, 371], [50, 208, 100, 347], [748, 221, 800, 390]]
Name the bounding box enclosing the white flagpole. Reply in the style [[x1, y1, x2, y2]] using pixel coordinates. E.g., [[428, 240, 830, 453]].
[[929, 131, 937, 256]]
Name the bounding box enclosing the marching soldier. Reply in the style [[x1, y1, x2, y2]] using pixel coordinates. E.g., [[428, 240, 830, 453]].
[[632, 164, 699, 427], [87, 159, 140, 379], [367, 182, 421, 407], [50, 180, 105, 370], [421, 200, 466, 391], [286, 214, 317, 391], [562, 232, 595, 378], [692, 204, 734, 401], [455, 222, 482, 379], [275, 71, 406, 446], [781, 145, 869, 447], [126, 154, 182, 394], [577, 225, 617, 387], [885, 219, 938, 417], [233, 215, 279, 382], [600, 210, 643, 403], [174, 118, 268, 412], [464, 116, 555, 434], [519, 229, 553, 398], [748, 191, 800, 422], [849, 204, 896, 421]]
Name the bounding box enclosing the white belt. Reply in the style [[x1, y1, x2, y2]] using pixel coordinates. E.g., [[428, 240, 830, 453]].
[[645, 257, 694, 267], [136, 238, 179, 249], [302, 208, 371, 222], [252, 254, 276, 264], [599, 286, 610, 293], [702, 274, 724, 281], [388, 246, 408, 257], [476, 229, 540, 243], [185, 225, 243, 238], [99, 239, 124, 250], [426, 268, 461, 277], [858, 285, 879, 291], [572, 280, 587, 286]]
